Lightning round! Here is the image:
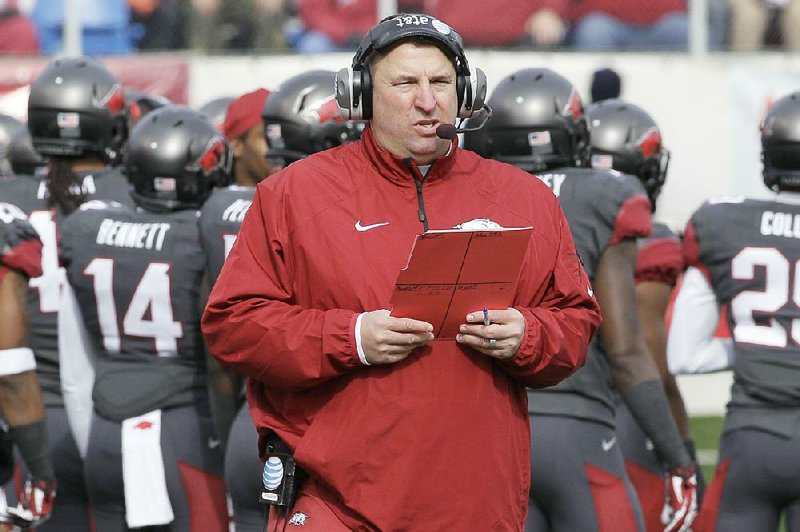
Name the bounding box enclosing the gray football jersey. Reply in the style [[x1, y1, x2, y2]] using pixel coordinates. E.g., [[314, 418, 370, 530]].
[[686, 197, 800, 437], [528, 167, 652, 427], [198, 185, 254, 283], [60, 202, 208, 421], [0, 169, 134, 405]]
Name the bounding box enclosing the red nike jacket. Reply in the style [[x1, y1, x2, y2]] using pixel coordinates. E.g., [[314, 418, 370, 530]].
[[202, 128, 601, 531]]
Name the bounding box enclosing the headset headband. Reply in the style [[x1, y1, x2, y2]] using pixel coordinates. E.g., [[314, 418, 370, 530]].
[[352, 14, 469, 75]]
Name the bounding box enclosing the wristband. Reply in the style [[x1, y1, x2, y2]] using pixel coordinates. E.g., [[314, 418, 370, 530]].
[[620, 379, 692, 470], [7, 420, 54, 480], [684, 438, 698, 463], [355, 313, 370, 365], [0, 348, 36, 376]]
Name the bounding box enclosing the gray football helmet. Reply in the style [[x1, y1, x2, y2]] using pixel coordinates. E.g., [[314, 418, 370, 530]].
[[124, 105, 232, 212], [463, 67, 588, 172], [762, 91, 800, 192], [262, 70, 364, 166], [197, 95, 235, 131], [27, 57, 128, 165], [586, 99, 670, 208]]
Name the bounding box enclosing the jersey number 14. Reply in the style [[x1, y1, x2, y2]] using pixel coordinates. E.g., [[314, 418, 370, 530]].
[[84, 257, 183, 356]]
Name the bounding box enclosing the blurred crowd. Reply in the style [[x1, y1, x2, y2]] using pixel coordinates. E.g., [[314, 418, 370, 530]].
[[0, 0, 799, 55]]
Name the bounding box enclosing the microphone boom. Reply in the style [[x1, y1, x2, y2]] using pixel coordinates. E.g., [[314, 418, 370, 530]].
[[435, 104, 493, 140]]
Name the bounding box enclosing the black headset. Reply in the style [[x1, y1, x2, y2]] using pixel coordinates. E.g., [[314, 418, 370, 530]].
[[335, 14, 487, 121]]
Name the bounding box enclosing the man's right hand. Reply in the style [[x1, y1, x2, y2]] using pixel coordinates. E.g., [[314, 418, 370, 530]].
[[662, 465, 698, 532], [360, 310, 434, 365]]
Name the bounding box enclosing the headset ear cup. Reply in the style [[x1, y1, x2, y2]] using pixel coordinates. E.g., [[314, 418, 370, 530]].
[[361, 66, 372, 121], [457, 67, 487, 119], [456, 72, 466, 117], [335, 67, 356, 120], [471, 67, 487, 113]]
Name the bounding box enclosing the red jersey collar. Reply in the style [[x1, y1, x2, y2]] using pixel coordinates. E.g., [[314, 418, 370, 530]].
[[360, 126, 459, 186]]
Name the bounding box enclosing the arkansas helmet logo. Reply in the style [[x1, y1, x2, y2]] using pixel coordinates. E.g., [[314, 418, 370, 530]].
[[190, 136, 229, 175], [563, 88, 583, 121], [92, 83, 126, 115], [637, 127, 662, 158], [304, 95, 345, 125]]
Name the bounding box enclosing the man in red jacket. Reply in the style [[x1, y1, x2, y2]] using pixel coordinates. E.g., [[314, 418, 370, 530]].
[[202, 14, 601, 531]]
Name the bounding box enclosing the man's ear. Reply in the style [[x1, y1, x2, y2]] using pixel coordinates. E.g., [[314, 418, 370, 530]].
[[229, 137, 244, 158]]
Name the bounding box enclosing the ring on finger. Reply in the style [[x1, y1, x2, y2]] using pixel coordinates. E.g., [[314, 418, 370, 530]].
[[488, 338, 497, 349]]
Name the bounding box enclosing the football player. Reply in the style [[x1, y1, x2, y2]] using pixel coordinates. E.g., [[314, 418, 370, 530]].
[[199, 71, 363, 532], [587, 98, 702, 531], [0, 56, 135, 531], [668, 91, 800, 531], [465, 68, 697, 532], [0, 204, 55, 530], [58, 105, 232, 531]]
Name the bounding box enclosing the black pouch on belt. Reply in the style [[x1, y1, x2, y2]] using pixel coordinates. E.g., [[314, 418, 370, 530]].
[[259, 432, 307, 509]]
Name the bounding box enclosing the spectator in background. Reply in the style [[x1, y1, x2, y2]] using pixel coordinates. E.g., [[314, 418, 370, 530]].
[[728, 0, 800, 50], [128, 0, 188, 50], [707, 0, 730, 50], [570, 0, 688, 50], [191, 0, 287, 51], [422, 0, 569, 48], [32, 0, 133, 55], [289, 0, 418, 53], [0, 0, 39, 54], [590, 67, 621, 102]]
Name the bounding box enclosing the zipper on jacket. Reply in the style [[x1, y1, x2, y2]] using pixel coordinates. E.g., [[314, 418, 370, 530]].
[[403, 158, 430, 232]]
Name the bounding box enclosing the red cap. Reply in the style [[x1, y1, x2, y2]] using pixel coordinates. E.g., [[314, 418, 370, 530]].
[[222, 88, 270, 140]]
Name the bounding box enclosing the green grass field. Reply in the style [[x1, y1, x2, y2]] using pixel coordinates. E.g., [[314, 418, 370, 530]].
[[689, 415, 724, 481], [689, 415, 787, 532]]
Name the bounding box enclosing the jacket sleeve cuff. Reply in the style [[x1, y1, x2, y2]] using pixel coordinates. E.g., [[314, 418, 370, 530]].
[[354, 312, 370, 366], [497, 306, 588, 388], [496, 307, 539, 370]]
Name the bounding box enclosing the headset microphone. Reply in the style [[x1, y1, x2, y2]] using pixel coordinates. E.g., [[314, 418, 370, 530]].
[[435, 104, 493, 140]]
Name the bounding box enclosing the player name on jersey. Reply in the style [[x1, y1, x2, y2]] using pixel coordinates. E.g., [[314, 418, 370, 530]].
[[95, 218, 171, 251], [222, 199, 252, 223], [760, 210, 800, 239], [36, 175, 97, 199]]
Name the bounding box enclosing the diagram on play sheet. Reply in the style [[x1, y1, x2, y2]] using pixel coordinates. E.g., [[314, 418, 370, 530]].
[[389, 227, 532, 339]]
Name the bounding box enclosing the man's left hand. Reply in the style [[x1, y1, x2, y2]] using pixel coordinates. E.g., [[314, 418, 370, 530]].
[[456, 308, 525, 359]]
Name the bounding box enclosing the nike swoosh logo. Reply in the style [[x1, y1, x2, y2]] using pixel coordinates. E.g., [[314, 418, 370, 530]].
[[601, 437, 616, 452], [208, 437, 221, 449], [355, 220, 390, 232], [587, 285, 594, 297]]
